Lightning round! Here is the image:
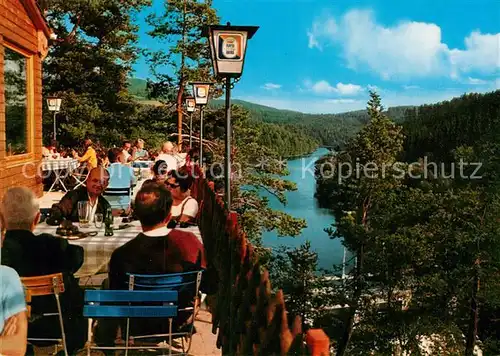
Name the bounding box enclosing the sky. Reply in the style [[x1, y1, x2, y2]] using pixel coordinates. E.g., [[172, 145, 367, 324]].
[[132, 0, 500, 114]]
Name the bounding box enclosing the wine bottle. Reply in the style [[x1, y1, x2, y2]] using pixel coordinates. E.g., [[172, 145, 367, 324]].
[[104, 207, 114, 236]]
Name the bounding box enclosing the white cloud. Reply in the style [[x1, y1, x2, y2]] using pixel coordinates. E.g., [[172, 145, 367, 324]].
[[449, 32, 500, 78], [306, 80, 364, 96], [466, 77, 488, 85], [325, 99, 361, 104], [403, 85, 420, 90], [262, 83, 282, 90], [307, 9, 500, 80], [307, 17, 337, 50]]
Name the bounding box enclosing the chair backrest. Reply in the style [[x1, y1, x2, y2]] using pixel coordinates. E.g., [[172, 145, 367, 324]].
[[104, 187, 131, 196], [104, 187, 132, 209], [83, 290, 178, 318], [21, 273, 65, 297], [127, 270, 203, 294]]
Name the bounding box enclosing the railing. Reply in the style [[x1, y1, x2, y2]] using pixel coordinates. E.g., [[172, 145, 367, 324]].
[[191, 169, 330, 355]]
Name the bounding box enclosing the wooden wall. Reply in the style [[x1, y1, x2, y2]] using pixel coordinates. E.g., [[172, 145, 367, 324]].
[[0, 0, 44, 198]]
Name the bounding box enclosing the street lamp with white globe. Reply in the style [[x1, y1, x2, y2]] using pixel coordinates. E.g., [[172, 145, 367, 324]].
[[46, 96, 62, 141], [190, 82, 213, 168], [185, 96, 196, 149]]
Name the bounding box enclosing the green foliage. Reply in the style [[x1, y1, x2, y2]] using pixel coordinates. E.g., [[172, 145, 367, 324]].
[[145, 0, 219, 101], [315, 90, 500, 355], [269, 241, 330, 330], [210, 99, 410, 148], [127, 78, 148, 99], [403, 90, 500, 162], [201, 104, 307, 247], [42, 0, 150, 146]]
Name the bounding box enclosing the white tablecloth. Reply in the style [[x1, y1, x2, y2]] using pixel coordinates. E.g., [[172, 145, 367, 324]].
[[34, 221, 202, 278], [41, 158, 79, 172]]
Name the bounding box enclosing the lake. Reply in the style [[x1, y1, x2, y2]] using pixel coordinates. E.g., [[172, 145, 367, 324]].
[[262, 147, 344, 271]]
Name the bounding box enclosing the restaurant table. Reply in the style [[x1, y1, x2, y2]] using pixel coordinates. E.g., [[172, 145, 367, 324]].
[[33, 220, 202, 279], [41, 158, 79, 193]]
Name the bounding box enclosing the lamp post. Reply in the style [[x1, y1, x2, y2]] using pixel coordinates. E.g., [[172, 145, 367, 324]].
[[46, 96, 62, 141], [185, 97, 196, 149], [205, 23, 259, 208], [190, 82, 212, 168]]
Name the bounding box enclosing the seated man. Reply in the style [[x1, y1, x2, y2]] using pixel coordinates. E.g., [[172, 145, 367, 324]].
[[1, 187, 85, 353], [106, 148, 136, 211], [98, 183, 206, 344], [0, 265, 28, 356], [49, 167, 111, 223]]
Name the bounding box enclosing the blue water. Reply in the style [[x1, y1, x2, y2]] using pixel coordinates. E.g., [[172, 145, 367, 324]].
[[262, 148, 343, 271]]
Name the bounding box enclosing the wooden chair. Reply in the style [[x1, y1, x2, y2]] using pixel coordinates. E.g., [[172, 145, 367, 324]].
[[21, 273, 68, 356]]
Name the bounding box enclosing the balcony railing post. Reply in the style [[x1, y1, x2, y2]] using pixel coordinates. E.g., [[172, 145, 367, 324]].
[[305, 329, 330, 356]]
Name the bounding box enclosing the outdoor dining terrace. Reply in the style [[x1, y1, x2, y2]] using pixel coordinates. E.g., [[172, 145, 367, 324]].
[[32, 162, 330, 355]]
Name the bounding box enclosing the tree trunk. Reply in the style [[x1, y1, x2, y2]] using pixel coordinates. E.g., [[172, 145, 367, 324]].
[[177, 0, 187, 150], [465, 269, 480, 356], [337, 199, 370, 356], [177, 86, 184, 149], [336, 243, 364, 356]]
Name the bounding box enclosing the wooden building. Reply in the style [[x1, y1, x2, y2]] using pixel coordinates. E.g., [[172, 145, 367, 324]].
[[0, 0, 51, 197]]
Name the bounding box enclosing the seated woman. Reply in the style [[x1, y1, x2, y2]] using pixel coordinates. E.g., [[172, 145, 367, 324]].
[[131, 139, 149, 161], [166, 169, 198, 226], [143, 160, 169, 186]]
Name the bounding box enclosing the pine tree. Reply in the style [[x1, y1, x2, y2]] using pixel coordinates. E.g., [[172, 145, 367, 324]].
[[145, 0, 219, 148]]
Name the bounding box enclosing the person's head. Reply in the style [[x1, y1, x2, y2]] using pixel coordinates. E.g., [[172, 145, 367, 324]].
[[134, 183, 173, 229], [108, 147, 123, 164], [86, 167, 110, 197], [50, 139, 57, 148], [84, 138, 93, 148], [161, 141, 174, 154], [136, 139, 144, 149], [152, 160, 169, 181], [123, 141, 131, 151], [0, 187, 40, 232], [166, 168, 193, 200]]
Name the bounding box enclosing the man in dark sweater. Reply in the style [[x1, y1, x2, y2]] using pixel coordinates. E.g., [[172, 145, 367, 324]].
[[0, 187, 86, 353], [49, 167, 111, 223], [98, 182, 205, 344]]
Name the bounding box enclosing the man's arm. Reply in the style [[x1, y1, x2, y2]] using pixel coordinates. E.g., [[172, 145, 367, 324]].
[[0, 267, 27, 356], [0, 312, 27, 356], [49, 190, 78, 221]]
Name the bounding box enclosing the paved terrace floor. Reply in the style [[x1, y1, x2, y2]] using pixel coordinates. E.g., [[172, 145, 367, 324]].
[[35, 191, 220, 356]]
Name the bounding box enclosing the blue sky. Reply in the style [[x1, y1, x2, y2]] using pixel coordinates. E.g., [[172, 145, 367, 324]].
[[132, 0, 499, 114]]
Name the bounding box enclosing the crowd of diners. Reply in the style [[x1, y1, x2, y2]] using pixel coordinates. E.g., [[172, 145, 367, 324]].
[[0, 138, 208, 354]]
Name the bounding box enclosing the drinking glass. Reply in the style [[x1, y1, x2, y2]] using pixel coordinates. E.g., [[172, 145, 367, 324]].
[[94, 213, 104, 229], [77, 201, 91, 228]]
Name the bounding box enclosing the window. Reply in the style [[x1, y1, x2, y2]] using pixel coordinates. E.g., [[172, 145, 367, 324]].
[[4, 47, 29, 156]]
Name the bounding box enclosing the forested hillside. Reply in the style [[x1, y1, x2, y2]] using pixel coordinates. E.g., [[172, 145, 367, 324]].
[[403, 90, 500, 162], [314, 91, 500, 354], [210, 99, 410, 148], [127, 78, 411, 155]]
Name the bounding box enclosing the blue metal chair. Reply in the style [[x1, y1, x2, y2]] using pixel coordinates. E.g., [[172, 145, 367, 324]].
[[103, 186, 132, 211], [83, 289, 178, 356], [127, 270, 203, 354]]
